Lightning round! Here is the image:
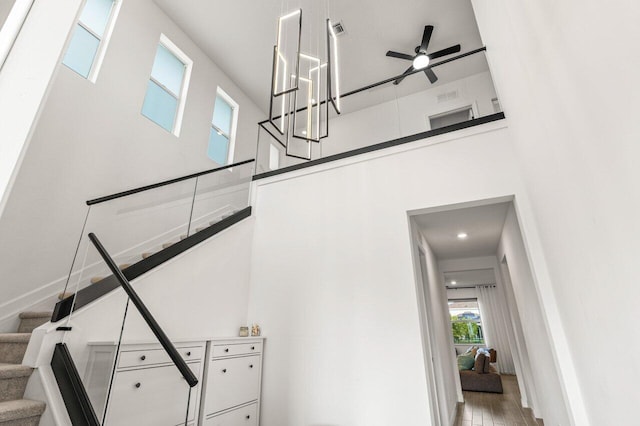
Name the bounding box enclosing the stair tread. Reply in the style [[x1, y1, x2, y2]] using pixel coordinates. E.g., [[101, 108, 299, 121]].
[[0, 399, 46, 422], [0, 334, 30, 343], [17, 312, 52, 320], [0, 364, 33, 379]]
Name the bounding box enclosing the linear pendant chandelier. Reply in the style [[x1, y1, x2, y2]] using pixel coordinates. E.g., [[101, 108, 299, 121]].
[[267, 8, 341, 161]]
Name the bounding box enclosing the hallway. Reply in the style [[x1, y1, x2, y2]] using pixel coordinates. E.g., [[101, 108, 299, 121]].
[[454, 375, 543, 426]]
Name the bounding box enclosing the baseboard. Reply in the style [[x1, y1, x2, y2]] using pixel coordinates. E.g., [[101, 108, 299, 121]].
[[449, 401, 460, 426]]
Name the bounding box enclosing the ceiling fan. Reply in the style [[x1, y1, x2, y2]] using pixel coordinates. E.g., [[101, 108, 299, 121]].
[[386, 25, 461, 85]]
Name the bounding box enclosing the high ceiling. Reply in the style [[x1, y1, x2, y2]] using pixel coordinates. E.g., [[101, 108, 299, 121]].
[[154, 0, 487, 115], [414, 202, 510, 260]]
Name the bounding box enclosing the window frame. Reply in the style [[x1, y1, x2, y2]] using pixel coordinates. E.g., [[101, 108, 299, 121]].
[[448, 297, 486, 346], [426, 102, 479, 131], [209, 87, 239, 165], [63, 0, 122, 83], [142, 34, 193, 136]]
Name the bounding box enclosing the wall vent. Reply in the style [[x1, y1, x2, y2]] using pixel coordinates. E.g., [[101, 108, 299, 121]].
[[437, 90, 459, 103], [332, 21, 347, 36]]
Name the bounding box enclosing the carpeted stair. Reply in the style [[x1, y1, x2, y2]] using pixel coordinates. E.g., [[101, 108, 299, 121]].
[[0, 313, 49, 425]]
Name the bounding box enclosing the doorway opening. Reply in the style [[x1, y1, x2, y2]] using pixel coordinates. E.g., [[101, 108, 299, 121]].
[[408, 197, 571, 426]]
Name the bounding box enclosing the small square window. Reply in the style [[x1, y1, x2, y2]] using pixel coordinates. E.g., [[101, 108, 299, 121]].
[[141, 35, 192, 135], [207, 88, 238, 165], [62, 0, 119, 81], [428, 106, 474, 130]]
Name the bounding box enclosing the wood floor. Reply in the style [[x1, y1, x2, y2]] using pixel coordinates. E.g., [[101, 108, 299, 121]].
[[454, 375, 543, 426]]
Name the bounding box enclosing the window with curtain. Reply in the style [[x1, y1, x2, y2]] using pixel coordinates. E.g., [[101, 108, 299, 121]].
[[141, 39, 190, 134], [207, 89, 237, 165], [62, 0, 117, 79], [448, 299, 485, 344]]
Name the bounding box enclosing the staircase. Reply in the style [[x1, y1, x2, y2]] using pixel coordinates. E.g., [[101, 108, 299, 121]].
[[0, 312, 49, 426]]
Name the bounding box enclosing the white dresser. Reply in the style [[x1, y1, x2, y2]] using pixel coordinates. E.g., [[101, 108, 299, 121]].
[[200, 338, 264, 425], [85, 337, 264, 425]]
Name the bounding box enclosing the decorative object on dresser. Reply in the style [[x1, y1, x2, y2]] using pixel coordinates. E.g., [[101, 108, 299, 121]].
[[200, 338, 265, 425], [239, 326, 249, 337], [251, 324, 261, 336]]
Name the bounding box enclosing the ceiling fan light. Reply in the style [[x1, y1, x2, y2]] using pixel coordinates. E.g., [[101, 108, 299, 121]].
[[412, 54, 430, 70]]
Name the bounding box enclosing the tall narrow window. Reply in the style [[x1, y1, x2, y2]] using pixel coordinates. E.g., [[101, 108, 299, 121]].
[[62, 0, 119, 80], [207, 88, 238, 165], [141, 35, 192, 135]]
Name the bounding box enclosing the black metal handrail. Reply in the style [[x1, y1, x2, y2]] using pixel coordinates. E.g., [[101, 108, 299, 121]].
[[88, 232, 198, 387], [86, 158, 255, 205]]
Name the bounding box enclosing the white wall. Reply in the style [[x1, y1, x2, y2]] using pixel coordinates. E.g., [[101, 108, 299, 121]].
[[247, 122, 535, 426], [497, 205, 569, 425], [414, 231, 460, 425], [0, 0, 264, 327], [471, 1, 640, 424], [322, 71, 497, 156], [256, 70, 498, 172]]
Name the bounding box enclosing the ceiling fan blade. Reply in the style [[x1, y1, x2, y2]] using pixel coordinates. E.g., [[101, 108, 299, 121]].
[[386, 50, 414, 61], [420, 25, 434, 53], [424, 67, 438, 84], [394, 66, 414, 85], [428, 44, 461, 60]]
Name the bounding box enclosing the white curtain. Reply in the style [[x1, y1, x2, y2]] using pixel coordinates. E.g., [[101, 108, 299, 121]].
[[477, 285, 516, 374]]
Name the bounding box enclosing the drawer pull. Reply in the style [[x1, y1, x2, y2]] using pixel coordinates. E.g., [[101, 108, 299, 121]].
[[140, 355, 146, 361], [246, 415, 251, 419], [251, 346, 255, 350], [249, 364, 254, 368], [222, 369, 227, 373], [186, 351, 191, 356], [134, 382, 141, 388], [224, 348, 229, 352]]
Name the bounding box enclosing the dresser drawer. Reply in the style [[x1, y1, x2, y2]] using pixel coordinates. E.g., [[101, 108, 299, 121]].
[[179, 345, 204, 362], [105, 362, 200, 425], [204, 403, 257, 426], [205, 355, 261, 414], [212, 342, 262, 358], [118, 345, 203, 369], [118, 348, 169, 369]]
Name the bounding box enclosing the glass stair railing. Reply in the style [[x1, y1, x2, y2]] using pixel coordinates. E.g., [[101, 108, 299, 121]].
[[52, 159, 254, 322], [49, 159, 254, 425]]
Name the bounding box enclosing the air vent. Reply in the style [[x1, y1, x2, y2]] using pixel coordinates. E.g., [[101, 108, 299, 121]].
[[332, 21, 346, 36], [437, 90, 459, 103]]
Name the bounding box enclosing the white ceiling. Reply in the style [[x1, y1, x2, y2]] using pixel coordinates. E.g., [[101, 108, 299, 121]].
[[154, 0, 487, 114], [414, 202, 510, 260]]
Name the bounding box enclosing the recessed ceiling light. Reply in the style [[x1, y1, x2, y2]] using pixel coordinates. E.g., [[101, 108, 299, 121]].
[[451, 281, 457, 285], [457, 232, 468, 239]]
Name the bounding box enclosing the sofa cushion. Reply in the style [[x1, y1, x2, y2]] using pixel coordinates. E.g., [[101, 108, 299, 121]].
[[483, 355, 492, 373], [474, 353, 487, 373], [457, 353, 475, 370]]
